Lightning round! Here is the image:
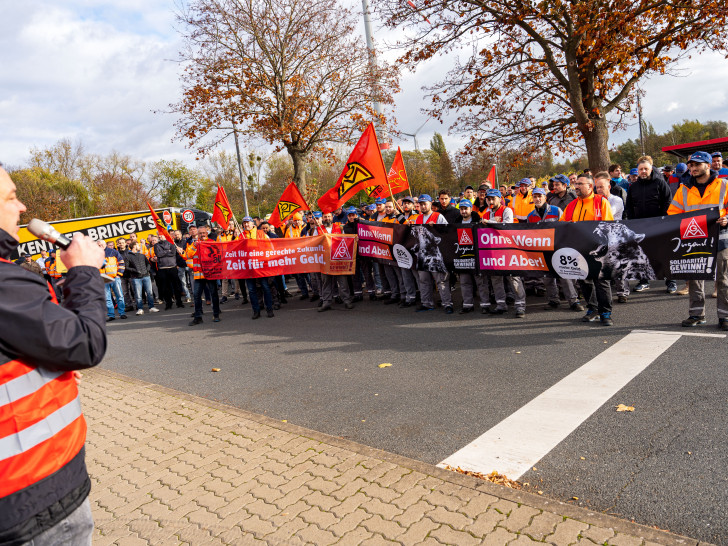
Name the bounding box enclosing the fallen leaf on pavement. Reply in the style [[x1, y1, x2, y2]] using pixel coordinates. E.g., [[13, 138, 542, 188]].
[[580, 457, 586, 460], [615, 404, 635, 412], [211, 368, 221, 372], [378, 363, 392, 368], [442, 465, 522, 489], [281, 420, 287, 423], [572, 496, 579, 500]]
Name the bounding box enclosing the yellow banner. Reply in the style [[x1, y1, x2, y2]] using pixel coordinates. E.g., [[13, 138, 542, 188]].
[[14, 209, 179, 260]]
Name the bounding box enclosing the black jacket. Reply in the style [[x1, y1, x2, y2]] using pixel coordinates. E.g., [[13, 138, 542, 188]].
[[118, 248, 132, 277], [626, 169, 672, 219], [153, 240, 178, 269], [440, 204, 462, 224], [126, 251, 151, 278], [0, 228, 106, 545]]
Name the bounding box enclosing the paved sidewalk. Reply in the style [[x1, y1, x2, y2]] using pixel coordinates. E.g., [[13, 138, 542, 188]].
[[81, 368, 706, 546]]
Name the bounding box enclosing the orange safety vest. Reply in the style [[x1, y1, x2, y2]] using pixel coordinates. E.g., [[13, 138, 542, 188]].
[[509, 191, 534, 222], [413, 211, 441, 224], [667, 177, 728, 216], [563, 194, 606, 222], [284, 224, 303, 238], [0, 258, 87, 499], [99, 254, 120, 278], [46, 257, 62, 279], [241, 227, 268, 240], [482, 205, 508, 222]]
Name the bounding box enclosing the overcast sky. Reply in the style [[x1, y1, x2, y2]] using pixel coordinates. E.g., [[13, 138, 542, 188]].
[[1, 0, 727, 171]]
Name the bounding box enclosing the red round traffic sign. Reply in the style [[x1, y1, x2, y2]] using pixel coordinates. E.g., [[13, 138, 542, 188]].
[[162, 210, 173, 224], [181, 209, 195, 223]]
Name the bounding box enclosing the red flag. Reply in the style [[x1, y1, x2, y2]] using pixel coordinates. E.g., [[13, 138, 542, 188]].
[[269, 182, 310, 227], [211, 185, 235, 228], [366, 147, 410, 199], [486, 165, 497, 185], [317, 123, 388, 213], [146, 202, 175, 245]]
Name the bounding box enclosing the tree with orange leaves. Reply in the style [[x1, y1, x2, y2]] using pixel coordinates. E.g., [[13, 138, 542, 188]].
[[172, 0, 399, 197], [375, 0, 728, 171]]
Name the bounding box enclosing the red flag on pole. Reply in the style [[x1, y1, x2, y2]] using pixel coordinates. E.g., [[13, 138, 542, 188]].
[[147, 202, 175, 245], [486, 165, 497, 186], [269, 181, 310, 227], [317, 123, 388, 213], [366, 147, 410, 199], [211, 185, 235, 228]]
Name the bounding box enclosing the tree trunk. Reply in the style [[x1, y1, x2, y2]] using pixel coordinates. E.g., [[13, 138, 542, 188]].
[[582, 117, 611, 173], [288, 148, 307, 199]]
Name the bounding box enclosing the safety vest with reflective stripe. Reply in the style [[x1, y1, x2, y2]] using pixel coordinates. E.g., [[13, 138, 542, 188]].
[[527, 204, 562, 223], [509, 191, 534, 222], [46, 257, 62, 279], [667, 177, 728, 217], [0, 259, 86, 499], [563, 194, 610, 222]]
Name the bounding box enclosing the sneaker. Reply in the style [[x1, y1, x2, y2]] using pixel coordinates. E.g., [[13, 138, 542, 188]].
[[666, 283, 677, 294], [719, 319, 728, 331], [600, 312, 613, 326], [234, 293, 240, 300], [213, 316, 221, 322], [318, 304, 332, 312], [543, 301, 560, 310], [399, 301, 413, 308], [682, 315, 706, 327], [569, 302, 585, 312], [344, 302, 354, 309], [445, 306, 454, 315], [136, 309, 144, 316], [185, 297, 192, 303], [515, 309, 526, 318], [487, 307, 506, 315], [416, 304, 434, 312], [617, 295, 628, 303], [220, 296, 228, 304], [252, 311, 261, 320], [675, 285, 689, 295], [189, 317, 203, 326], [581, 309, 598, 322], [150, 307, 160, 313], [633, 283, 649, 292], [459, 307, 474, 314], [120, 314, 127, 319], [106, 316, 115, 322]]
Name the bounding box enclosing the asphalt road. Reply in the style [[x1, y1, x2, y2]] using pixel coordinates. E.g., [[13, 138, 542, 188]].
[[101, 281, 728, 544]]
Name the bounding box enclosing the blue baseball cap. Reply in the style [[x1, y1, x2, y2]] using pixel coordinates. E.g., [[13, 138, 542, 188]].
[[517, 178, 531, 186], [687, 152, 713, 165], [549, 174, 570, 187], [532, 187, 547, 196], [374, 197, 387, 205], [242, 216, 253, 222], [687, 151, 712, 164], [367, 204, 376, 211], [458, 199, 473, 208], [675, 162, 688, 175], [629, 168, 638, 175], [401, 195, 414, 203], [485, 189, 502, 198], [346, 207, 357, 214], [712, 152, 723, 159], [418, 194, 432, 202], [312, 211, 322, 218]]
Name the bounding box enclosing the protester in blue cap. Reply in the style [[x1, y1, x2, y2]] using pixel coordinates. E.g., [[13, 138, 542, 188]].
[[510, 178, 534, 222], [668, 163, 689, 197], [457, 198, 485, 313], [626, 155, 673, 293], [411, 192, 453, 314], [479, 188, 526, 316], [547, 174, 576, 211], [627, 167, 638, 185], [668, 150, 728, 329], [711, 151, 728, 177]]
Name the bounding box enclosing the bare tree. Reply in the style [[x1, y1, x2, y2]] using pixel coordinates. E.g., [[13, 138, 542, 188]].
[[172, 0, 399, 196]]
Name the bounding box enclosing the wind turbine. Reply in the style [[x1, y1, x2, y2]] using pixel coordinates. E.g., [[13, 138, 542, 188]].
[[400, 118, 429, 151]]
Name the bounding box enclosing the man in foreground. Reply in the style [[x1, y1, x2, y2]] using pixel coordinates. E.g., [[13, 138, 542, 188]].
[[0, 166, 106, 545], [667, 151, 728, 329]]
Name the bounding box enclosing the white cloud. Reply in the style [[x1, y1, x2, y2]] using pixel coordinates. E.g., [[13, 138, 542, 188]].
[[1, 1, 725, 172]]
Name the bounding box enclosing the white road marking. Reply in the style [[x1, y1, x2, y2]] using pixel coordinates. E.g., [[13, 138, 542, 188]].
[[438, 330, 694, 479], [631, 329, 725, 338]]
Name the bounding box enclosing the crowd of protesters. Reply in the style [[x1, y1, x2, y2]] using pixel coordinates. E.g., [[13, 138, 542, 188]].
[[27, 151, 728, 329]]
